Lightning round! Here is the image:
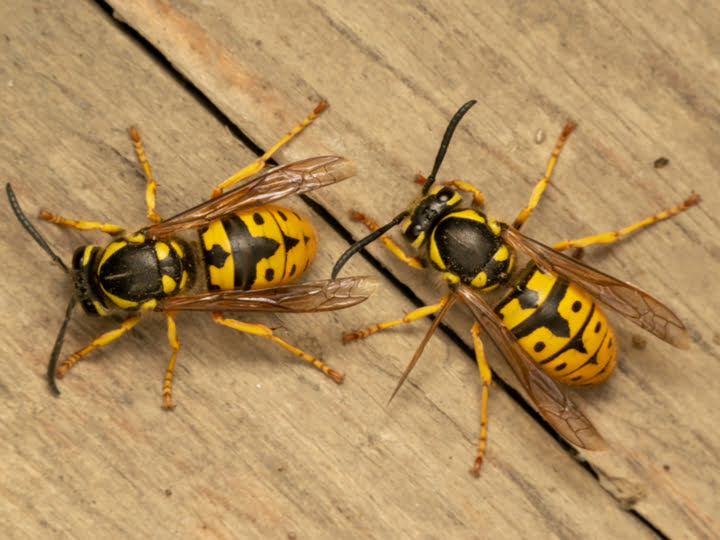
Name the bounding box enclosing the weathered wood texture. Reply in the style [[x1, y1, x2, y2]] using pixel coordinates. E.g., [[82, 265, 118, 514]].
[[1, 1, 718, 538]]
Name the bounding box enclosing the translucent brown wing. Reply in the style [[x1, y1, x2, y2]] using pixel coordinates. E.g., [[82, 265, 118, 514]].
[[140, 156, 357, 237], [158, 276, 377, 313], [454, 283, 607, 450], [502, 225, 690, 349]]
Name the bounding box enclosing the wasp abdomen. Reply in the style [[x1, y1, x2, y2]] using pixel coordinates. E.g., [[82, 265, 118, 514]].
[[496, 268, 617, 385], [200, 204, 317, 291]]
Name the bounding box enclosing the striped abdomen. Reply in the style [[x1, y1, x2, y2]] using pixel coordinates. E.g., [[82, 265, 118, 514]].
[[199, 204, 317, 291], [496, 267, 617, 385]]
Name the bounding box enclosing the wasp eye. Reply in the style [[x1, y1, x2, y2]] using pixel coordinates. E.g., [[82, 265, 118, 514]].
[[437, 186, 454, 202]]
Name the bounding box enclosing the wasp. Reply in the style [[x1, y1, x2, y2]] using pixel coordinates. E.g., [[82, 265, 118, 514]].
[[7, 102, 376, 408], [331, 100, 699, 474]]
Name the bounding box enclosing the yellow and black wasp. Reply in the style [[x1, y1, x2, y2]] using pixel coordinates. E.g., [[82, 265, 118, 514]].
[[7, 102, 376, 408], [331, 100, 699, 474]]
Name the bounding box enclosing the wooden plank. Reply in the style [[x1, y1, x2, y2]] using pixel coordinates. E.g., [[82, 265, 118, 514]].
[[106, 1, 720, 537], [0, 1, 716, 539]]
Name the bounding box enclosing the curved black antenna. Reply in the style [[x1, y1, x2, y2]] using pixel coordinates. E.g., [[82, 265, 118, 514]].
[[6, 183, 68, 273], [7, 183, 76, 395], [422, 100, 477, 194], [331, 211, 408, 279], [47, 296, 77, 395]]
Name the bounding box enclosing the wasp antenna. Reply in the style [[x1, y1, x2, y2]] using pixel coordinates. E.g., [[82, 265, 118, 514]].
[[387, 295, 456, 404], [331, 212, 408, 279], [6, 183, 69, 273], [423, 100, 478, 194], [47, 296, 77, 395]]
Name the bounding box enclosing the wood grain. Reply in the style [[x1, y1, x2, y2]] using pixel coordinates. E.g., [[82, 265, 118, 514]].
[[1, 0, 718, 538]]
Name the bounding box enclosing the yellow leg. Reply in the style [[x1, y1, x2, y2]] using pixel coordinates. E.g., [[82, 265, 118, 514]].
[[343, 296, 450, 342], [470, 322, 492, 476], [56, 315, 142, 377], [551, 193, 700, 251], [162, 312, 180, 409], [211, 312, 343, 383], [39, 210, 125, 235], [210, 101, 328, 198], [351, 211, 424, 269], [513, 122, 575, 229], [128, 126, 162, 224]]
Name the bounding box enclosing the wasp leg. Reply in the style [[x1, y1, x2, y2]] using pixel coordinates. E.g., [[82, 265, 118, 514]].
[[128, 126, 162, 224], [211, 312, 343, 383], [351, 211, 424, 269], [210, 101, 328, 198], [470, 322, 492, 476], [513, 122, 575, 229], [162, 312, 180, 409], [343, 295, 451, 342], [551, 193, 700, 251], [39, 210, 125, 235], [56, 315, 142, 378]]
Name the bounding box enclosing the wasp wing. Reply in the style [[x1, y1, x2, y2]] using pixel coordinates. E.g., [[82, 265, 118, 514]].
[[158, 276, 377, 313], [454, 283, 607, 450], [140, 156, 356, 237], [503, 225, 690, 349]]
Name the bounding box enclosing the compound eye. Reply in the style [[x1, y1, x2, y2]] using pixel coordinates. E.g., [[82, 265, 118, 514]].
[[437, 186, 455, 202], [405, 222, 424, 240]]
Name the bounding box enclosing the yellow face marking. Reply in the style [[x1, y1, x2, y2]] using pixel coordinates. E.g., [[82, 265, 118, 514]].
[[155, 242, 170, 260], [82, 245, 95, 267], [411, 231, 426, 249], [442, 272, 460, 285], [162, 275, 177, 294], [448, 192, 463, 206]]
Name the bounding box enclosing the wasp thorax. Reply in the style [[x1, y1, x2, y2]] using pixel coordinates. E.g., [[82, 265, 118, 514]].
[[428, 209, 514, 291], [402, 185, 462, 248], [71, 238, 194, 315]]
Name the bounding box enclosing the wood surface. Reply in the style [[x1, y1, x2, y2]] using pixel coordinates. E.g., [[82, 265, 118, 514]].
[[1, 1, 718, 538]]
